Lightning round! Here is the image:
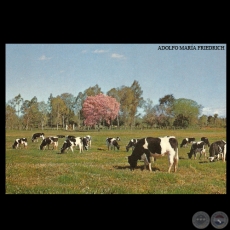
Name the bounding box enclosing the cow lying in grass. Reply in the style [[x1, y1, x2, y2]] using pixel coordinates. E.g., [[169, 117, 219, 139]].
[[12, 138, 28, 149], [128, 136, 179, 173]]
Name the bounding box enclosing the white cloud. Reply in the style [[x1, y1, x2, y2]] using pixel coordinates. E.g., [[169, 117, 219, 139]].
[[202, 107, 226, 117], [38, 55, 51, 61], [111, 53, 126, 59], [81, 50, 87, 53], [93, 49, 109, 53]]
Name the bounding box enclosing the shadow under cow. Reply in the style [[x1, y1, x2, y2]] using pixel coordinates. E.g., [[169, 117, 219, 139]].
[[113, 165, 161, 171]]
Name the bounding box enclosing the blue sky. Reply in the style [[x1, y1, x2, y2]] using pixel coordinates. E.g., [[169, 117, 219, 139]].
[[5, 43, 226, 118]]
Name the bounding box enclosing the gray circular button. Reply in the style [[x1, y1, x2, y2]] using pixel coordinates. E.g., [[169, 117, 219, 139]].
[[192, 211, 210, 229], [211, 211, 228, 229]]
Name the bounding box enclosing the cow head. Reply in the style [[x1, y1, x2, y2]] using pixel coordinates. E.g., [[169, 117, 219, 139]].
[[82, 137, 89, 150], [128, 155, 137, 170], [187, 149, 194, 159], [61, 140, 71, 153], [24, 142, 28, 148], [40, 138, 47, 150], [126, 145, 129, 152], [61, 143, 67, 153]]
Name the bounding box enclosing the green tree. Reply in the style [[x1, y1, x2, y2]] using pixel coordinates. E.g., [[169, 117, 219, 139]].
[[38, 101, 48, 130], [159, 94, 175, 116], [60, 93, 76, 127], [130, 80, 144, 127], [172, 98, 203, 128], [199, 115, 208, 127], [10, 94, 24, 129], [214, 113, 218, 126], [51, 96, 68, 130], [47, 94, 53, 128], [21, 97, 39, 130], [5, 104, 17, 129], [142, 98, 157, 128]]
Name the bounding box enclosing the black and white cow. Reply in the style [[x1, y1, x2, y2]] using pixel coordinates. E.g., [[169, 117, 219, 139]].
[[126, 139, 140, 152], [40, 136, 58, 150], [61, 137, 83, 153], [32, 133, 45, 142], [128, 136, 179, 173], [82, 136, 90, 150], [106, 137, 120, 150], [201, 137, 210, 147], [12, 138, 28, 149], [180, 137, 195, 148], [209, 140, 226, 162], [187, 141, 206, 159], [85, 135, 92, 148]]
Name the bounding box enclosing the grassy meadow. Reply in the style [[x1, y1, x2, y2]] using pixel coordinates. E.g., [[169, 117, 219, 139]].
[[5, 128, 226, 194]]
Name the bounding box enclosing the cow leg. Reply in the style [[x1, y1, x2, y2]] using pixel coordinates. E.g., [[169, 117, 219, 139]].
[[168, 154, 176, 173], [79, 144, 83, 153], [142, 155, 151, 171], [194, 151, 197, 160], [143, 150, 152, 171], [173, 157, 179, 172]]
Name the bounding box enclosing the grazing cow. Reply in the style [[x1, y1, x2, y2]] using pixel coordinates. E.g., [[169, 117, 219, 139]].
[[12, 138, 28, 149], [201, 137, 210, 147], [128, 136, 179, 173], [126, 139, 140, 152], [32, 133, 45, 142], [40, 136, 58, 150], [82, 136, 90, 150], [180, 137, 195, 148], [57, 135, 65, 138], [187, 141, 206, 159], [85, 135, 92, 148], [106, 137, 120, 150], [209, 140, 226, 162], [61, 137, 83, 153]]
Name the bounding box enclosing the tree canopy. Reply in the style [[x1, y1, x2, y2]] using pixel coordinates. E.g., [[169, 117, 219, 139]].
[[82, 93, 120, 127]]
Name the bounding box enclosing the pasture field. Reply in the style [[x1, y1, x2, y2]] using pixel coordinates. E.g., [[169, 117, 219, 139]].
[[5, 128, 226, 194]]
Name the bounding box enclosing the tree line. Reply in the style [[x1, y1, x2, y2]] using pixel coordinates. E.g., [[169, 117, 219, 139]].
[[5, 80, 226, 130]]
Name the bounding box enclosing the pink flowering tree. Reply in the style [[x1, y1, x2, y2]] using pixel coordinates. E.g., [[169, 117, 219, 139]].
[[82, 93, 120, 127]]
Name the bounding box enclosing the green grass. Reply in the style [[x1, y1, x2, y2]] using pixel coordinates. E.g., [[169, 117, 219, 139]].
[[5, 128, 226, 194]]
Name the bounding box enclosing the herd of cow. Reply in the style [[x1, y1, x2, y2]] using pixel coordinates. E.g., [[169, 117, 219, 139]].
[[11, 133, 226, 173]]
